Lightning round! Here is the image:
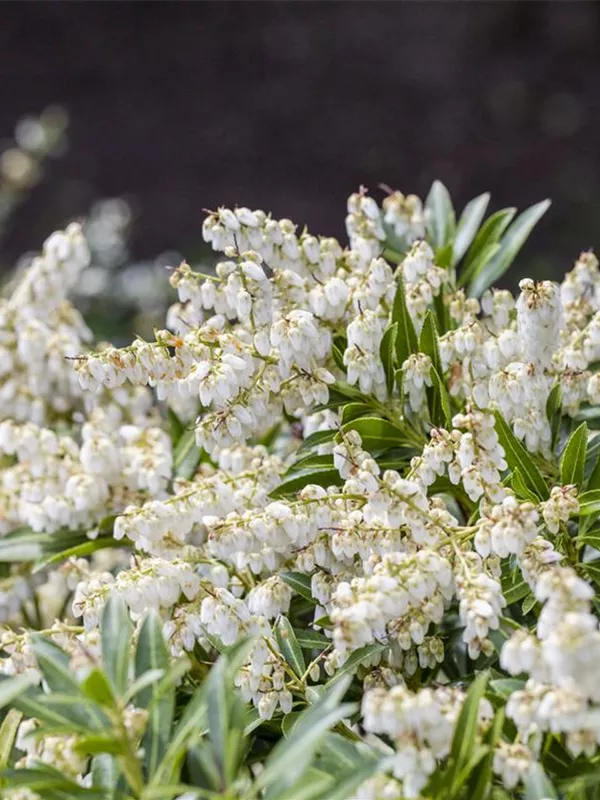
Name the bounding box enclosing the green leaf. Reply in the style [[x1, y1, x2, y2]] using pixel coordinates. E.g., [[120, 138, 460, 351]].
[[0, 708, 21, 773], [256, 681, 357, 794], [459, 207, 516, 288], [546, 383, 562, 453], [0, 766, 105, 798], [560, 422, 588, 487], [583, 562, 600, 589], [205, 655, 229, 787], [502, 565, 530, 605], [174, 428, 201, 479], [419, 310, 443, 376], [298, 429, 336, 454], [30, 637, 83, 696], [325, 643, 386, 689], [285, 453, 334, 475], [0, 526, 89, 564], [270, 468, 341, 499], [135, 611, 173, 778], [341, 416, 406, 450], [90, 753, 121, 796], [379, 322, 398, 394], [273, 769, 335, 800], [0, 674, 37, 711], [425, 180, 455, 251], [75, 733, 127, 756], [428, 366, 452, 428], [524, 763, 559, 799], [392, 276, 418, 368], [276, 617, 306, 678], [340, 403, 373, 425], [293, 628, 330, 650], [469, 199, 551, 298], [452, 193, 491, 266], [489, 678, 526, 698], [101, 594, 133, 697], [447, 672, 489, 792], [457, 242, 501, 290], [522, 592, 537, 615], [585, 435, 600, 487], [578, 527, 600, 552], [0, 529, 45, 562], [155, 685, 208, 785], [33, 534, 123, 573], [578, 489, 600, 517], [512, 467, 540, 504], [12, 692, 96, 734], [280, 572, 315, 604], [332, 342, 345, 372], [494, 411, 549, 499], [80, 669, 117, 709]]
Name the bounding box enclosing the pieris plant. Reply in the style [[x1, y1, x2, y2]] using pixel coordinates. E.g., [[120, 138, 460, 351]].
[[0, 179, 599, 800]]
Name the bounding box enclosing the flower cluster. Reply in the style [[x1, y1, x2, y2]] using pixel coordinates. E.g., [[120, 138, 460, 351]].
[[3, 182, 600, 799]]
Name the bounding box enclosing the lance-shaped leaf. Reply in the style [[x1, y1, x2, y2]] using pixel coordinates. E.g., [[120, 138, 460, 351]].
[[425, 179, 456, 251], [276, 616, 306, 678], [469, 199, 551, 298], [494, 411, 549, 499], [560, 421, 587, 488], [452, 192, 490, 266], [101, 594, 133, 697], [135, 611, 174, 778], [392, 277, 418, 368], [379, 322, 398, 394]]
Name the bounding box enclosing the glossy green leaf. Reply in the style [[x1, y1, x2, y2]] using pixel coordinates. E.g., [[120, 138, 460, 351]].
[[489, 678, 526, 698], [173, 428, 201, 479], [340, 402, 373, 425], [446, 672, 489, 792], [90, 753, 121, 796], [293, 628, 330, 650], [428, 365, 452, 427], [298, 429, 336, 454], [256, 682, 356, 794], [80, 669, 116, 709], [325, 643, 386, 689], [270, 468, 341, 498], [341, 416, 406, 449], [459, 206, 516, 287], [452, 192, 490, 266], [457, 241, 501, 290], [502, 566, 530, 605], [379, 322, 398, 394], [511, 467, 540, 504], [469, 199, 551, 298], [101, 594, 133, 697], [546, 382, 562, 453], [425, 179, 455, 251], [392, 276, 418, 368], [276, 616, 306, 678], [0, 708, 21, 773], [494, 411, 549, 499], [578, 489, 600, 517], [419, 310, 443, 376], [560, 422, 587, 487], [0, 674, 37, 711], [280, 571, 315, 603], [135, 611, 173, 778]]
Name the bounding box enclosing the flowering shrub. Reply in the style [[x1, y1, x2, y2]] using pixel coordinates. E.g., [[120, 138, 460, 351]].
[[1, 181, 600, 799]]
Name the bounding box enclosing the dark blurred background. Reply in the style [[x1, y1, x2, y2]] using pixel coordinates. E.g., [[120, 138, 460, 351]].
[[1, 1, 600, 281]]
